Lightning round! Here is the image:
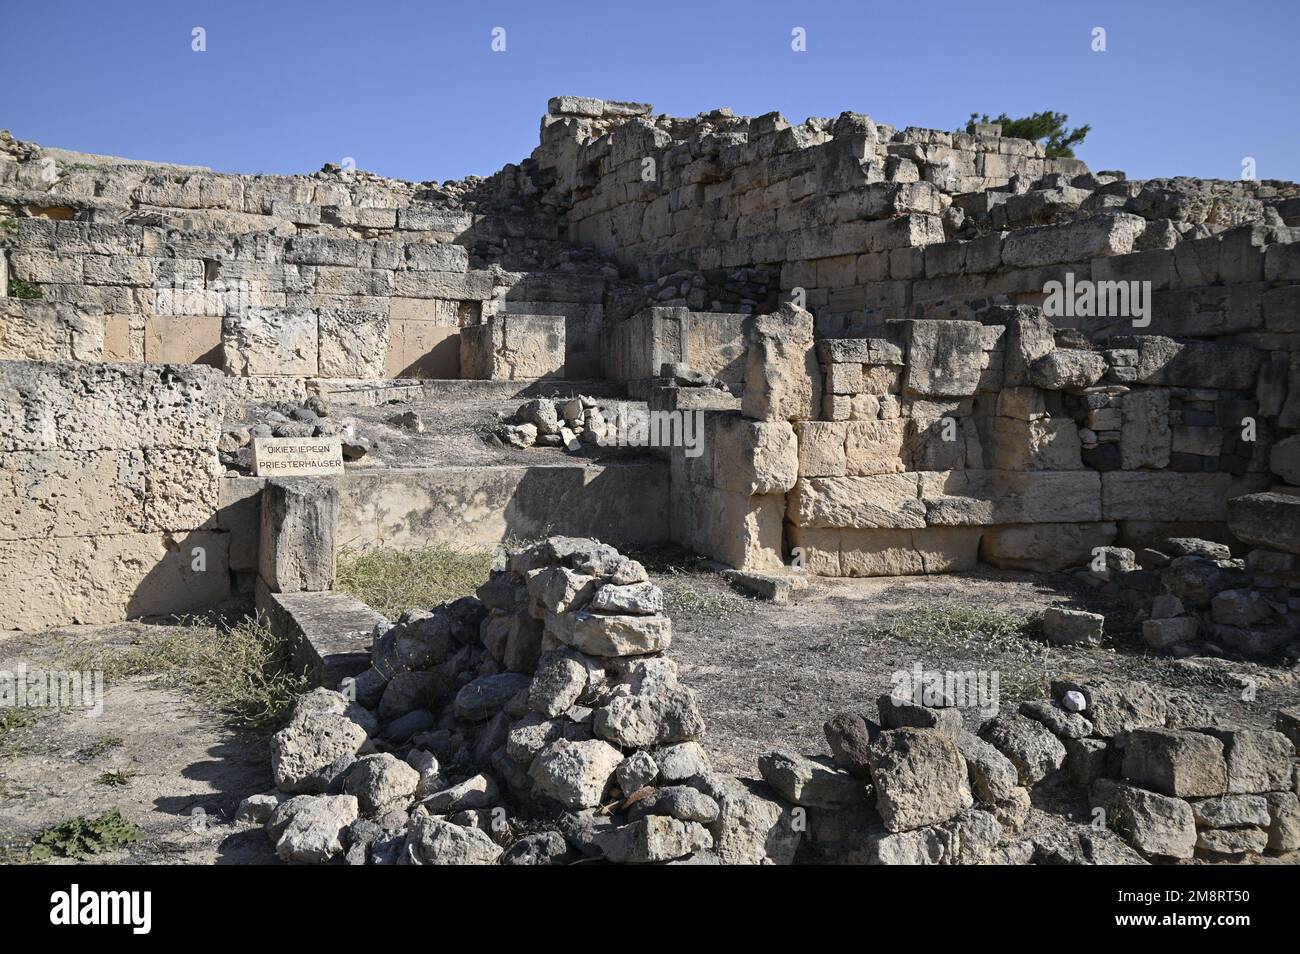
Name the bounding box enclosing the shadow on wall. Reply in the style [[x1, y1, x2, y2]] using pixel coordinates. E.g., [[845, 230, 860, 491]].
[[502, 461, 671, 546], [124, 529, 232, 620]]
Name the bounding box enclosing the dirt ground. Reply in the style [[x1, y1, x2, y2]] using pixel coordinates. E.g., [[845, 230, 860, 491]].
[[0, 622, 277, 864], [3, 561, 1297, 864]]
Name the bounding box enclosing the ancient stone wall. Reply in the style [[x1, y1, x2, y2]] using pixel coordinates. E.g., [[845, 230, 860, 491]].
[[0, 361, 230, 627], [0, 147, 611, 381]]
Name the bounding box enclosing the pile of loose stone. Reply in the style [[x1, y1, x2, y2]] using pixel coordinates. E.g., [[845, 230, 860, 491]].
[[238, 537, 801, 864], [497, 396, 610, 451], [1040, 535, 1300, 664], [234, 534, 1299, 864], [776, 675, 1299, 864]]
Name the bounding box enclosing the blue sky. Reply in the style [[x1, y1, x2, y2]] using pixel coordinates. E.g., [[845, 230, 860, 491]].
[[4, 0, 1297, 184]]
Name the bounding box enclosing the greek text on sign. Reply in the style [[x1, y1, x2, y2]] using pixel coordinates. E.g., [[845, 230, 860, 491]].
[[252, 437, 344, 476]]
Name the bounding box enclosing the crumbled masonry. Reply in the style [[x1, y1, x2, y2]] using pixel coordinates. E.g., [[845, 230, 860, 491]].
[[243, 537, 1300, 864], [3, 97, 1300, 864]]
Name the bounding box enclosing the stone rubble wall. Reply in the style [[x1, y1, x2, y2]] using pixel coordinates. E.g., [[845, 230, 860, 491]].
[[244, 535, 1300, 864], [0, 360, 231, 627], [0, 143, 613, 381]]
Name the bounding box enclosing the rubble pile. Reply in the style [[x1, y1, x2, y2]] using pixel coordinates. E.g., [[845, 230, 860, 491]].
[[242, 537, 800, 864]]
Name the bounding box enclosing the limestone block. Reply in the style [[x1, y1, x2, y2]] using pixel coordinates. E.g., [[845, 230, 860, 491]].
[[695, 415, 797, 495], [979, 522, 1118, 572], [1101, 472, 1232, 522], [1001, 212, 1146, 268], [788, 475, 925, 529], [922, 470, 1102, 525], [386, 320, 459, 378], [892, 320, 985, 398], [1134, 337, 1262, 390], [838, 527, 981, 577], [318, 307, 389, 378], [461, 315, 565, 380], [1228, 492, 1300, 555], [672, 481, 784, 572], [259, 478, 338, 593], [223, 307, 319, 377], [985, 417, 1082, 471], [741, 304, 821, 422], [0, 530, 231, 629], [796, 421, 847, 477], [999, 314, 1055, 388], [1120, 389, 1171, 470], [144, 315, 223, 364], [844, 420, 906, 476], [0, 362, 223, 453]]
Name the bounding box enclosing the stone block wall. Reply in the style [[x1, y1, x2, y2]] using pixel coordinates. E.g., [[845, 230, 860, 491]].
[[0, 149, 610, 382], [0, 361, 231, 627]]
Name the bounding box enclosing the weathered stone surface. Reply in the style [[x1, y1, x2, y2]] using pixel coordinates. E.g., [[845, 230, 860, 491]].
[[545, 610, 672, 656], [403, 816, 501, 865], [1051, 677, 1168, 736], [757, 749, 865, 808], [343, 753, 420, 815], [654, 741, 712, 782], [957, 731, 1021, 804], [274, 794, 358, 864], [1019, 699, 1092, 739], [529, 738, 624, 809], [895, 319, 985, 398], [1042, 607, 1104, 646], [1228, 492, 1300, 556], [1121, 389, 1172, 470], [1093, 779, 1196, 859], [594, 815, 713, 863], [1029, 349, 1106, 390], [979, 714, 1066, 785], [615, 749, 659, 793], [1188, 794, 1270, 828], [868, 728, 973, 832], [856, 807, 1002, 865], [588, 580, 664, 616], [688, 773, 801, 865], [742, 304, 821, 422], [824, 711, 877, 777], [1203, 728, 1294, 794], [1265, 791, 1300, 851], [1123, 728, 1227, 798], [1196, 826, 1268, 856], [271, 713, 368, 794], [980, 522, 1117, 572], [528, 649, 590, 717], [422, 773, 499, 813], [594, 684, 706, 748]]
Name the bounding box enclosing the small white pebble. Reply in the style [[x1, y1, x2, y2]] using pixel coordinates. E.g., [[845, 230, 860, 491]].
[[1062, 690, 1087, 713]]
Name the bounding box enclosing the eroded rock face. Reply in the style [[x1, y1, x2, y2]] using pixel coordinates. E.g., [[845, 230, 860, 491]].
[[271, 713, 369, 794], [868, 728, 973, 832]]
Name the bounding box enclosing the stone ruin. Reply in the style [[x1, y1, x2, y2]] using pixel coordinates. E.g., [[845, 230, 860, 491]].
[[3, 96, 1300, 863], [245, 535, 1300, 865]]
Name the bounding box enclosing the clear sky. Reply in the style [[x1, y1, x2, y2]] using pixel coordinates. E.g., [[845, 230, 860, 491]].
[[3, 0, 1297, 184]]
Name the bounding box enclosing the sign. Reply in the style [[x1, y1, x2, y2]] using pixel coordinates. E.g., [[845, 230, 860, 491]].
[[251, 437, 344, 477]]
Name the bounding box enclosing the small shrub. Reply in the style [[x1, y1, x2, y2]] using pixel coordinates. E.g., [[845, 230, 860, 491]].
[[8, 276, 42, 299], [30, 809, 142, 861], [96, 769, 136, 787]]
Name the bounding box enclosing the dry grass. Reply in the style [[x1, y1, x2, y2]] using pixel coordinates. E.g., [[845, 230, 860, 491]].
[[336, 543, 495, 619], [61, 615, 306, 733]]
